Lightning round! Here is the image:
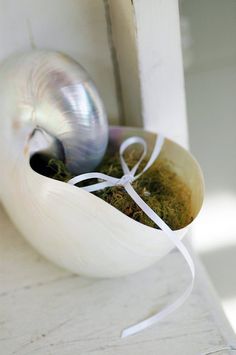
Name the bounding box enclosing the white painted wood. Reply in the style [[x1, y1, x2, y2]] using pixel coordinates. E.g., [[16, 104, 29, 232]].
[[0, 2, 234, 354], [0, 204, 235, 355], [0, 0, 119, 124], [108, 0, 142, 127], [132, 0, 189, 148]]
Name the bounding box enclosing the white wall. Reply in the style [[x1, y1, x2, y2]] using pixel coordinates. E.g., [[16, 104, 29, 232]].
[[0, 0, 120, 124], [181, 0, 236, 331], [182, 0, 236, 74]]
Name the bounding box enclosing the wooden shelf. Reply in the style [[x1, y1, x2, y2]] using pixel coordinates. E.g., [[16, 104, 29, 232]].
[[0, 204, 235, 354]]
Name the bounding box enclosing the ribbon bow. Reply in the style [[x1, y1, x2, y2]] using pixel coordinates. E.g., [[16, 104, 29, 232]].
[[68, 136, 162, 191], [68, 135, 195, 338]]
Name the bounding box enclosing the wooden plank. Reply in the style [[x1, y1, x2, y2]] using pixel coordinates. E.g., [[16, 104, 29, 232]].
[[0, 2, 234, 354], [107, 0, 142, 127], [132, 0, 189, 148], [0, 203, 235, 355]]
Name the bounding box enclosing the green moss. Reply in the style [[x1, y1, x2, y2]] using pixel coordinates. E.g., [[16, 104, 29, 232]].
[[47, 148, 193, 230], [47, 159, 74, 181]]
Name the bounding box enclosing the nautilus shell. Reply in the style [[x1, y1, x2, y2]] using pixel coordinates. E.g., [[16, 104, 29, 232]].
[[0, 50, 108, 174], [0, 50, 204, 278]]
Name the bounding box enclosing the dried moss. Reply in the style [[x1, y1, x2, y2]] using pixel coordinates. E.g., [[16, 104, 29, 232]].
[[47, 149, 193, 230], [47, 159, 74, 181]]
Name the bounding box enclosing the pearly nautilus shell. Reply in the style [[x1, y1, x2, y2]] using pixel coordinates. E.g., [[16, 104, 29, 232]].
[[0, 50, 204, 278], [0, 50, 108, 174]]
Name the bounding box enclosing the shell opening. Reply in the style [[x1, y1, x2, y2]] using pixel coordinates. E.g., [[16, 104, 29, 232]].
[[29, 127, 65, 177]]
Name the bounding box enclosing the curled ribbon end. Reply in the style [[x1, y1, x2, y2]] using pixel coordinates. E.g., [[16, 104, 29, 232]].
[[120, 322, 146, 338], [120, 331, 127, 339], [120, 328, 134, 338]]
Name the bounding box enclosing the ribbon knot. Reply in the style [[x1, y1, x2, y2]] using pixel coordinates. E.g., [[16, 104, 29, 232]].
[[116, 174, 135, 186], [68, 134, 195, 339]]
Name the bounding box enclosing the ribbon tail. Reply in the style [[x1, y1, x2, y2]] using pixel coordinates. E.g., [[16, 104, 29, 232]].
[[67, 134, 194, 339], [121, 281, 193, 338], [121, 183, 195, 338]]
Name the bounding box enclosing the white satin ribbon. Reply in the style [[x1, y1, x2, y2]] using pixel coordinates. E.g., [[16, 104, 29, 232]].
[[68, 135, 195, 338]]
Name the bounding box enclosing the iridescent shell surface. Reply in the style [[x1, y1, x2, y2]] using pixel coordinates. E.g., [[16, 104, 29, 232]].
[[0, 50, 108, 174]]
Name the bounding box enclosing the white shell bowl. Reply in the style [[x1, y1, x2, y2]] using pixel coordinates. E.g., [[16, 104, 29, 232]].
[[0, 125, 204, 278]]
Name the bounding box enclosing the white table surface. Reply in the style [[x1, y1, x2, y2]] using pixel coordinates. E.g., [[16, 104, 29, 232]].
[[0, 203, 235, 355]]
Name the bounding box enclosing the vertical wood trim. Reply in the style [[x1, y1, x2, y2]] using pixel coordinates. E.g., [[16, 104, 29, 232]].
[[133, 0, 189, 148], [103, 0, 126, 125]]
